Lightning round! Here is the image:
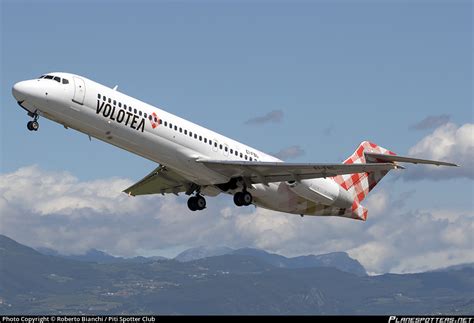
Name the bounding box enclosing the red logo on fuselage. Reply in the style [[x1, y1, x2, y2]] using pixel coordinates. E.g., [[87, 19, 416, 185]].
[[150, 112, 161, 129]]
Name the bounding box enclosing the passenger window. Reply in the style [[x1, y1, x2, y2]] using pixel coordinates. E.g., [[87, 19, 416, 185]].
[[225, 147, 228, 152], [235, 151, 238, 156], [139, 111, 142, 116], [119, 102, 122, 108], [189, 131, 193, 137], [164, 121, 168, 127], [209, 140, 212, 146], [62, 79, 69, 84], [108, 98, 111, 103], [113, 100, 116, 105], [134, 108, 137, 114], [230, 149, 233, 154], [103, 96, 107, 101], [169, 123, 173, 128], [204, 138, 207, 143], [194, 134, 197, 139], [144, 113, 147, 118], [174, 125, 177, 131], [219, 144, 223, 150], [245, 155, 248, 160], [129, 107, 132, 112], [199, 136, 202, 141], [184, 130, 187, 135], [98, 94, 101, 99], [148, 115, 152, 121], [214, 142, 217, 148], [240, 153, 243, 158], [158, 119, 162, 124]]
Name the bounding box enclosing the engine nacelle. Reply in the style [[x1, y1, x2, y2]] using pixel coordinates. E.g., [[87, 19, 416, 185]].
[[286, 178, 353, 208]]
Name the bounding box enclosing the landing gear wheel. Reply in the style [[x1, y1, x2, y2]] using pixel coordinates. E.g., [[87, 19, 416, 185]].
[[195, 195, 206, 210], [187, 195, 206, 211], [233, 192, 244, 206], [187, 196, 198, 211], [234, 191, 252, 206], [242, 191, 253, 206], [27, 120, 39, 131], [31, 120, 39, 131]]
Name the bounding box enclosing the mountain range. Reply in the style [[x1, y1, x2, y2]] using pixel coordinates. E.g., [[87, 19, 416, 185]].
[[37, 244, 367, 276], [0, 234, 472, 315]]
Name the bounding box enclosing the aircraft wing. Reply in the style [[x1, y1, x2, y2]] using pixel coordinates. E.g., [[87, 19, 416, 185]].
[[196, 159, 400, 185], [123, 166, 192, 196]]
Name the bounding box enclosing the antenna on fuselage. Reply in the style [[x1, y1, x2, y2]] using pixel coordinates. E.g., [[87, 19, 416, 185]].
[[112, 85, 118, 91]]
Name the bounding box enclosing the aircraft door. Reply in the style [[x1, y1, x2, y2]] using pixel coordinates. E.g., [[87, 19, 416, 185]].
[[72, 76, 86, 105]]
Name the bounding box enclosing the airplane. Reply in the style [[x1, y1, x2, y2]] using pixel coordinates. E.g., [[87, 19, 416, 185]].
[[11, 72, 458, 221]]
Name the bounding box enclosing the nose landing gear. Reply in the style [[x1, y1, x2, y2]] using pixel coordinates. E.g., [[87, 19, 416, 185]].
[[27, 120, 39, 131], [27, 112, 39, 131]]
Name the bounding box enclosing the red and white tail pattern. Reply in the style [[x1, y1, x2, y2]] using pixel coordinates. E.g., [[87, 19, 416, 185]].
[[333, 141, 396, 221]]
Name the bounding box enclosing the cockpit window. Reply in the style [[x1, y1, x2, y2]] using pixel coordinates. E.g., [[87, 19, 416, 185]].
[[40, 74, 69, 84]]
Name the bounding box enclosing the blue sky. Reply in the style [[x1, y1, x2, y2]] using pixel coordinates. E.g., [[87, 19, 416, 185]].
[[1, 0, 472, 272]]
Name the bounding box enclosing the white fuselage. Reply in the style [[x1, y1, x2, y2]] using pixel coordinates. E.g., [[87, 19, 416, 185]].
[[12, 73, 350, 217]]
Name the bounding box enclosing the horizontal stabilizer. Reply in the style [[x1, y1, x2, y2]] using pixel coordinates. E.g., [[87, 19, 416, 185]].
[[196, 159, 400, 185], [364, 153, 459, 167]]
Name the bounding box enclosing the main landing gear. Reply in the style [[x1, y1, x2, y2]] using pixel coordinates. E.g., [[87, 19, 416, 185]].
[[233, 190, 253, 207], [187, 194, 206, 211], [27, 112, 39, 131]]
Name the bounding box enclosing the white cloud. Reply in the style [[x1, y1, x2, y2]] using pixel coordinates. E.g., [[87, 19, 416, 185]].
[[0, 165, 472, 274], [364, 190, 388, 218], [403, 123, 474, 180]]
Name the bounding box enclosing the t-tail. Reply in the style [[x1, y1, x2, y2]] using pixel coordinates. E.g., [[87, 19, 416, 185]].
[[333, 141, 458, 221]]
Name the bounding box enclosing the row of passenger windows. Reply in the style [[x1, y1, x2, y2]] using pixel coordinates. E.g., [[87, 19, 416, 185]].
[[160, 119, 257, 161], [39, 75, 69, 84], [98, 93, 157, 121], [98, 93, 257, 161]]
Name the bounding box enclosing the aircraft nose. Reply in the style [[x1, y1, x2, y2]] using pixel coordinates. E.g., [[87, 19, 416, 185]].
[[12, 81, 30, 102]]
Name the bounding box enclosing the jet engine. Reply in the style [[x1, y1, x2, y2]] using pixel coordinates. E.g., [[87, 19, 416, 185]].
[[286, 178, 353, 208]]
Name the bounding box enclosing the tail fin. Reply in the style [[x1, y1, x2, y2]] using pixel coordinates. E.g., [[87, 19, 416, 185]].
[[333, 141, 396, 220], [331, 141, 457, 221]]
